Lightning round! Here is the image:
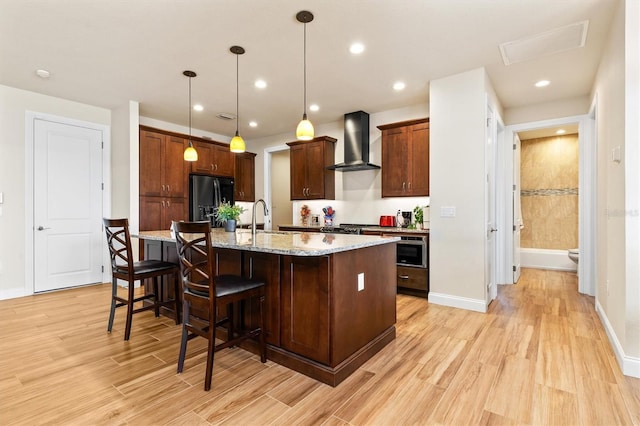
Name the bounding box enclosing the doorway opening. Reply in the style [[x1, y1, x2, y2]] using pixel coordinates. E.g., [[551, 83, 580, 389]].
[[263, 145, 292, 231]]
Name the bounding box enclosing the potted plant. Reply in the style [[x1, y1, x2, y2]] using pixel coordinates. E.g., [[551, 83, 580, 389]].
[[215, 202, 245, 232], [413, 205, 425, 229]]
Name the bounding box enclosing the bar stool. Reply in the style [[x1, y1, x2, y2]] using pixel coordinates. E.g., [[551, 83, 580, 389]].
[[103, 218, 180, 340], [173, 220, 266, 391]]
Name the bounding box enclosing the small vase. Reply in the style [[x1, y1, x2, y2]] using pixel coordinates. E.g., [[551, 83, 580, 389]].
[[224, 219, 236, 232]]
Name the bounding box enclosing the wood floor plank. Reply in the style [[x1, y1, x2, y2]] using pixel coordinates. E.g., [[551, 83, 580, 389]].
[[531, 384, 578, 426], [576, 375, 634, 425], [484, 355, 534, 424]]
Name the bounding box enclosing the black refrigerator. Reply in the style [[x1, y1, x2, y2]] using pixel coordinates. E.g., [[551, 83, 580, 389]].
[[189, 174, 235, 227]]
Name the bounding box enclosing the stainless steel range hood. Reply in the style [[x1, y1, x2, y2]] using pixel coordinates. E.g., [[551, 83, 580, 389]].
[[327, 111, 381, 171]]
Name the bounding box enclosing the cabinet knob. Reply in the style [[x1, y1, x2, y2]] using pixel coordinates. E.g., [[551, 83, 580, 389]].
[[167, 185, 170, 192], [167, 200, 171, 207], [162, 184, 165, 191], [408, 182, 411, 189], [402, 182, 406, 190], [162, 200, 165, 207]]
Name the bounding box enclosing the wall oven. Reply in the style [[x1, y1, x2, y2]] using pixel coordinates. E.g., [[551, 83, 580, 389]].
[[395, 236, 428, 268]]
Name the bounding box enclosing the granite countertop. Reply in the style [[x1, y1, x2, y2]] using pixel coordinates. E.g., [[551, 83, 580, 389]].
[[137, 228, 399, 257]]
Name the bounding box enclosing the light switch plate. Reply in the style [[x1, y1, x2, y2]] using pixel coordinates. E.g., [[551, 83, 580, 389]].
[[357, 273, 365, 291], [441, 206, 456, 218]]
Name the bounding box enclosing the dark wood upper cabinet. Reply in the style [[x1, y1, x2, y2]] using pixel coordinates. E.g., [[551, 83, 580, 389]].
[[190, 140, 235, 177], [378, 118, 429, 197], [139, 130, 189, 198], [286, 136, 336, 200], [235, 152, 256, 202]]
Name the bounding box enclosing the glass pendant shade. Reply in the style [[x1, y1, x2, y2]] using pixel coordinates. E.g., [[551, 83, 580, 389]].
[[183, 141, 198, 161], [296, 113, 314, 141], [230, 131, 246, 153]]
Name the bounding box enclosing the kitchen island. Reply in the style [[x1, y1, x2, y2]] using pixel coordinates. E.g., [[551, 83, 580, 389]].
[[138, 229, 399, 386]]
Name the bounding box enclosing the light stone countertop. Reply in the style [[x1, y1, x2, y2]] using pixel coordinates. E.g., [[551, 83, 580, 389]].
[[137, 228, 399, 257], [278, 224, 429, 235]]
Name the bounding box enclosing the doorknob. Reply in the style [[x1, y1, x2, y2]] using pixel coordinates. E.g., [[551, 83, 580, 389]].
[[37, 226, 51, 231], [490, 228, 498, 232]]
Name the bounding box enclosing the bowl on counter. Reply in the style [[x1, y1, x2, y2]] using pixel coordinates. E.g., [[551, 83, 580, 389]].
[[379, 215, 396, 227]]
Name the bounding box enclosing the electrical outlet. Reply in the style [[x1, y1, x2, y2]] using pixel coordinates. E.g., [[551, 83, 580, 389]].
[[357, 273, 365, 291]]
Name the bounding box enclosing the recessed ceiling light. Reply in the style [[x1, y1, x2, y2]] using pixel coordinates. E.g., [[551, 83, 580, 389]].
[[393, 81, 406, 91], [349, 43, 365, 54], [249, 121, 258, 127], [535, 80, 550, 87], [193, 104, 204, 112], [309, 104, 319, 112], [556, 129, 566, 134], [254, 79, 267, 89], [35, 69, 50, 79]]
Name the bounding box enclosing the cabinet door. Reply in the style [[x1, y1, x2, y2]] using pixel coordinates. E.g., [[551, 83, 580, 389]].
[[281, 255, 330, 364], [289, 144, 307, 200], [139, 196, 163, 231], [235, 152, 255, 201], [381, 127, 409, 197], [305, 142, 326, 199], [408, 123, 429, 196], [190, 141, 215, 175], [213, 145, 235, 177], [163, 136, 188, 198], [163, 197, 186, 230], [140, 130, 163, 197]]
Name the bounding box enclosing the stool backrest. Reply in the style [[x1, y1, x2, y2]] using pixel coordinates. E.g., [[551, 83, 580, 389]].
[[103, 218, 133, 276], [173, 221, 215, 300]]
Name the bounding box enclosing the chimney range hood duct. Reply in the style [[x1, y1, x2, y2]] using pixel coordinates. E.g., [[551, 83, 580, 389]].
[[328, 111, 381, 171]]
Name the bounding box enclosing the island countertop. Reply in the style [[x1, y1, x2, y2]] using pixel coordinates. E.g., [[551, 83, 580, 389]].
[[137, 228, 399, 257]]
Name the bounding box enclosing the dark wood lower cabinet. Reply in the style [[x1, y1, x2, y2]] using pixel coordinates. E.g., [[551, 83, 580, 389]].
[[281, 256, 330, 364], [396, 265, 429, 298], [141, 238, 396, 386]]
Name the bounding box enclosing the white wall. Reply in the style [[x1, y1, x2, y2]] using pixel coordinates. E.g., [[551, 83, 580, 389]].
[[247, 103, 430, 225], [504, 95, 591, 125], [592, 0, 640, 375], [0, 85, 111, 299], [429, 68, 489, 311]]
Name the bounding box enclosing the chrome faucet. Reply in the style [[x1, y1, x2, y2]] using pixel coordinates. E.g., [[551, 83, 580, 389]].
[[252, 199, 269, 238]]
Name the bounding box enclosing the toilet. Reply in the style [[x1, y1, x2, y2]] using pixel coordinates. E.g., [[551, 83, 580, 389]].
[[568, 248, 579, 264]]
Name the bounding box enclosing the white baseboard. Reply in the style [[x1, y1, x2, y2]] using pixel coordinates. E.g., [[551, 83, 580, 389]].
[[428, 292, 487, 313], [0, 288, 28, 301], [520, 248, 577, 271], [595, 299, 640, 378]]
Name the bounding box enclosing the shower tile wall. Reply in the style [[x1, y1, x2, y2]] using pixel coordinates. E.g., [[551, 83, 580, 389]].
[[521, 134, 579, 249]]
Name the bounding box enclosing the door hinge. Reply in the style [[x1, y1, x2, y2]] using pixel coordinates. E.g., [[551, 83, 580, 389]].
[[513, 143, 516, 150], [513, 225, 517, 231], [513, 184, 516, 191], [486, 118, 491, 127], [513, 265, 516, 272], [101, 141, 104, 149], [101, 183, 104, 190], [102, 265, 104, 273]]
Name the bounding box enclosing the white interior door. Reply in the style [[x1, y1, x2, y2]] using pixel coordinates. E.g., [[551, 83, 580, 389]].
[[34, 118, 104, 292], [485, 106, 497, 303], [513, 133, 522, 283]]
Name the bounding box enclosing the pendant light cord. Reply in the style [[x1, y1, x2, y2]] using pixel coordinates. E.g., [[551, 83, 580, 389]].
[[188, 75, 192, 143], [303, 21, 307, 116], [236, 52, 240, 135]]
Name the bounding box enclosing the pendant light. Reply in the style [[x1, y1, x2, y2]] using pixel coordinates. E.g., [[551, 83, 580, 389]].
[[296, 10, 314, 141], [183, 70, 198, 161], [229, 45, 246, 153]]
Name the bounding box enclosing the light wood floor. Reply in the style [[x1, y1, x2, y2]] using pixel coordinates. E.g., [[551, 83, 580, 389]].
[[1, 268, 639, 425]]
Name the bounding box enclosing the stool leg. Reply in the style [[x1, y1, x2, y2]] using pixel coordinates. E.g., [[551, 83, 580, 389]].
[[204, 305, 216, 391], [177, 302, 189, 374], [153, 277, 160, 318], [124, 279, 134, 341], [227, 302, 234, 342], [107, 276, 117, 333], [259, 294, 266, 363], [173, 271, 181, 324]]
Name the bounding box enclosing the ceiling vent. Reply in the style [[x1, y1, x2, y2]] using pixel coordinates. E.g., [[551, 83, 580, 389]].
[[216, 112, 236, 120], [499, 20, 589, 66]]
